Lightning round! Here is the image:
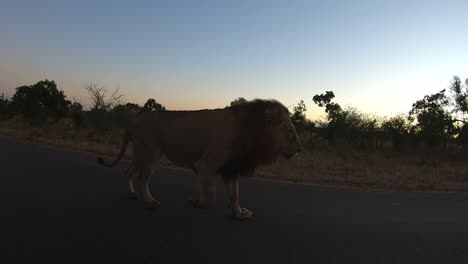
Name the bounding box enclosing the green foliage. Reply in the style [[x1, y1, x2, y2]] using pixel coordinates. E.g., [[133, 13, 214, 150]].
[[10, 80, 71, 124], [142, 98, 166, 112], [381, 114, 410, 151], [69, 101, 85, 128], [291, 100, 311, 132], [313, 91, 346, 143], [113, 103, 142, 116], [313, 91, 342, 120], [409, 90, 455, 149], [449, 75, 468, 122], [313, 91, 406, 150], [4, 75, 468, 153], [356, 113, 380, 150], [450, 79, 468, 147], [457, 124, 468, 148], [112, 103, 143, 126], [334, 107, 368, 147], [0, 93, 10, 118], [312, 91, 334, 107]]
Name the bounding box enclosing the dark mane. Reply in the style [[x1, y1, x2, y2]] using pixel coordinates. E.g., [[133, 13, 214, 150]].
[[217, 99, 289, 178]]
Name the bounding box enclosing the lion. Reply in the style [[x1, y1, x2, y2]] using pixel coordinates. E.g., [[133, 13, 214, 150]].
[[97, 99, 302, 220]]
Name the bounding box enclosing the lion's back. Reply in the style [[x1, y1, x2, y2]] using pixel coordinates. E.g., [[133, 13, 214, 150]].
[[133, 109, 237, 164]]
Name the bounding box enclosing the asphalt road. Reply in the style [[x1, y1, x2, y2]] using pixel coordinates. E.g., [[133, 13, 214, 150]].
[[1, 136, 468, 264]]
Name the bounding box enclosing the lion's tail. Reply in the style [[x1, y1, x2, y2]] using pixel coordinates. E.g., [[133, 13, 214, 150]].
[[97, 129, 130, 167]]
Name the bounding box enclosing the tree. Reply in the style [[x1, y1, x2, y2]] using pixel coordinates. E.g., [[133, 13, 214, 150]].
[[449, 75, 468, 123], [291, 100, 310, 132], [70, 101, 83, 112], [382, 114, 409, 151], [0, 93, 10, 118], [84, 83, 123, 112], [409, 90, 455, 149], [338, 106, 363, 146], [313, 91, 344, 143], [142, 98, 166, 112], [112, 103, 143, 127], [69, 101, 85, 128], [10, 79, 71, 123], [313, 92, 381, 148], [229, 97, 248, 107], [448, 75, 468, 148], [313, 91, 342, 120], [114, 103, 142, 115], [357, 113, 380, 150]]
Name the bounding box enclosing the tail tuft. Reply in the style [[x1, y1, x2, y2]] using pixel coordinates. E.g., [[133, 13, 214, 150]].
[[96, 129, 129, 167]]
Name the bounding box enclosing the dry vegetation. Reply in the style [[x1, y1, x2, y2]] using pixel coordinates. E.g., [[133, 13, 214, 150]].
[[2, 78, 468, 192], [0, 117, 126, 158], [2, 118, 468, 193], [260, 145, 468, 192]]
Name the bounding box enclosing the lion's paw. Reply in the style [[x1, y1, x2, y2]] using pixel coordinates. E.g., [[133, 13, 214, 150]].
[[233, 208, 253, 220]]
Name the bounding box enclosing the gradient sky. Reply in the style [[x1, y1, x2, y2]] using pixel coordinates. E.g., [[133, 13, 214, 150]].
[[1, 0, 467, 119]]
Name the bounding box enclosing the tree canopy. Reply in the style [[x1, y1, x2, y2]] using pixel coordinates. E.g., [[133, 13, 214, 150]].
[[10, 79, 71, 122], [142, 98, 166, 112]]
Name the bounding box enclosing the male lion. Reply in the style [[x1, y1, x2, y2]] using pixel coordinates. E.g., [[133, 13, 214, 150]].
[[97, 99, 301, 220]]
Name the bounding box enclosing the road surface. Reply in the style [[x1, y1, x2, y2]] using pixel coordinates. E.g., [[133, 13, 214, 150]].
[[1, 136, 468, 263]]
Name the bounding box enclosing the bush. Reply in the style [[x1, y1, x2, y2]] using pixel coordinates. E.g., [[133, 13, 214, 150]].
[[142, 98, 166, 112], [69, 101, 85, 129], [0, 93, 11, 119], [10, 80, 71, 124], [112, 103, 142, 127]]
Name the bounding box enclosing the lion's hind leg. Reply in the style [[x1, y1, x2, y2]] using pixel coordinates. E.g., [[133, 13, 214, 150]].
[[133, 144, 162, 210], [123, 162, 138, 200]]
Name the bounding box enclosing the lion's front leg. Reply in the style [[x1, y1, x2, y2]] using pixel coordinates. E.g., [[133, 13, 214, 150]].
[[224, 175, 252, 220]]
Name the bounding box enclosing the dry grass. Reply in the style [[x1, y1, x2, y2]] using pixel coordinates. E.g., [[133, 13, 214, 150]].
[[0, 117, 125, 158], [257, 137, 468, 192], [1, 118, 468, 192]]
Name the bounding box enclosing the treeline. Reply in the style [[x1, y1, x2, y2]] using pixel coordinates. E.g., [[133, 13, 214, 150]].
[[286, 76, 468, 152], [1, 76, 467, 152], [0, 80, 166, 132]]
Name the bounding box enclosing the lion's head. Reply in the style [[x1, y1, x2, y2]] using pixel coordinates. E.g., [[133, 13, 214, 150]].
[[218, 99, 302, 177]]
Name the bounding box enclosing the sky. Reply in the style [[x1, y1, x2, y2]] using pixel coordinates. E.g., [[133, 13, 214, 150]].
[[1, 0, 467, 119]]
